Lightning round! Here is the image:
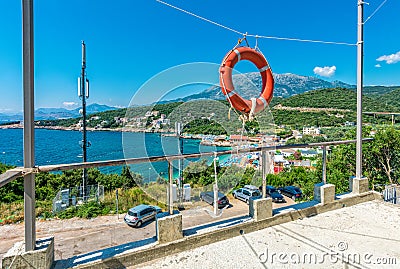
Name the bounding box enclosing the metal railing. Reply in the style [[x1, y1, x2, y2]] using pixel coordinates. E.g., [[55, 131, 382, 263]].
[[0, 138, 373, 214], [35, 138, 373, 173], [383, 184, 400, 204]]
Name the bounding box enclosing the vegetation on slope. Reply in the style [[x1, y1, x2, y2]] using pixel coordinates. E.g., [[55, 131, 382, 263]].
[[35, 87, 400, 132], [277, 88, 398, 112], [1, 127, 400, 223], [376, 88, 400, 109]]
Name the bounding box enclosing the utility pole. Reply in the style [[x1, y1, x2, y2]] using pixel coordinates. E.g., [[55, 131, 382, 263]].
[[78, 41, 89, 200], [355, 0, 364, 179], [22, 0, 36, 251]]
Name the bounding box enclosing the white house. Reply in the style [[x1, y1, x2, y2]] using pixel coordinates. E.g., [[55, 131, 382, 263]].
[[303, 126, 321, 135]]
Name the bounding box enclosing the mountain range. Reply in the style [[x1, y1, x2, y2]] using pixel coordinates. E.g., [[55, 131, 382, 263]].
[[0, 103, 117, 123], [168, 72, 356, 102], [1, 73, 398, 122]]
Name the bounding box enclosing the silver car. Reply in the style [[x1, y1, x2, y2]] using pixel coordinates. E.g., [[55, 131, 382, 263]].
[[124, 204, 162, 227], [232, 185, 262, 204]]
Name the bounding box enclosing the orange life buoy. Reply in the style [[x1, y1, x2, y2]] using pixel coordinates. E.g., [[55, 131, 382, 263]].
[[219, 46, 274, 115]]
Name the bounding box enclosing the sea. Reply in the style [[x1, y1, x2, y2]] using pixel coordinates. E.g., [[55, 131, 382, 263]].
[[0, 128, 231, 180]]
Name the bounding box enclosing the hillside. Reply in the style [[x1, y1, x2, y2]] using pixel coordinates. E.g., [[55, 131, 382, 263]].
[[35, 87, 400, 131], [276, 88, 399, 112], [376, 88, 400, 109], [270, 88, 400, 127], [363, 86, 400, 96]]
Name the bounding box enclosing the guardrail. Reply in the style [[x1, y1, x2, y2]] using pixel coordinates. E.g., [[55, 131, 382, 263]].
[[1, 137, 374, 216], [0, 138, 373, 188], [35, 138, 373, 173]]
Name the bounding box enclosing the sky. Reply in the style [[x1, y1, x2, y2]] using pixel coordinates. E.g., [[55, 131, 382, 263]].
[[0, 0, 399, 112]]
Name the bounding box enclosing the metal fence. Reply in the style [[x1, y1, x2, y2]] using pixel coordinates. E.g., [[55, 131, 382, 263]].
[[383, 184, 400, 204], [52, 184, 104, 213]]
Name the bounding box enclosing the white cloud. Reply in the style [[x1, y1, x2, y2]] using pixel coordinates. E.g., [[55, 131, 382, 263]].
[[375, 64, 381, 68], [63, 101, 77, 107], [376, 51, 400, 64], [313, 66, 336, 77]]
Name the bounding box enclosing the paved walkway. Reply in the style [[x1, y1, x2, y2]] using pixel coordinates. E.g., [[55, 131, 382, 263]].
[[137, 201, 400, 269]]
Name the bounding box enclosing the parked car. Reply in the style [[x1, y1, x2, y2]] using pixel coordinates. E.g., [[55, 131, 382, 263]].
[[278, 186, 303, 200], [200, 191, 230, 208], [124, 204, 162, 228], [232, 185, 262, 204], [261, 185, 285, 203]]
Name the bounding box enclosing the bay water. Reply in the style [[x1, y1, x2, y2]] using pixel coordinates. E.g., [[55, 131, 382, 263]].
[[0, 128, 230, 180]]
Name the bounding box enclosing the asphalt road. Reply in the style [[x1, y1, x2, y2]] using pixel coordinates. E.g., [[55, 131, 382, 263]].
[[0, 195, 295, 262]]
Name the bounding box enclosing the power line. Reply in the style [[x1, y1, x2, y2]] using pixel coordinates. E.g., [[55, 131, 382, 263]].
[[155, 0, 242, 35], [364, 0, 388, 24], [246, 34, 355, 46], [156, 0, 356, 46]]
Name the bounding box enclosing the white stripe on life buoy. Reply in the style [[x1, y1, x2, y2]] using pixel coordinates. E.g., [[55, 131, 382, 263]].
[[258, 96, 267, 109], [259, 65, 269, 72], [234, 49, 241, 61], [227, 90, 237, 98]]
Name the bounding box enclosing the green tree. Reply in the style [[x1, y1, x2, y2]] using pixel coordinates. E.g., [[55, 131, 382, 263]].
[[364, 127, 400, 185], [244, 120, 260, 135]]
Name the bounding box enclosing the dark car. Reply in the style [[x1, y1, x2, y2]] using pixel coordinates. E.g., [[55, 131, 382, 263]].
[[200, 191, 230, 208], [260, 185, 285, 203], [124, 204, 162, 228], [278, 186, 303, 200]]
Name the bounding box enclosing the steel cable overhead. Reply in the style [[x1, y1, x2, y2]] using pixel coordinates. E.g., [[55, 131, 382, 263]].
[[364, 0, 389, 24], [156, 0, 357, 46]]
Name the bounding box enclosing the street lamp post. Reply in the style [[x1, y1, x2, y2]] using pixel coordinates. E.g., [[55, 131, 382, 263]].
[[148, 167, 151, 182]]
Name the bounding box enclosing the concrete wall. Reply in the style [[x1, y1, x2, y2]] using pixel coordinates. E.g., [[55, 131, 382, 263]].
[[74, 191, 381, 269]]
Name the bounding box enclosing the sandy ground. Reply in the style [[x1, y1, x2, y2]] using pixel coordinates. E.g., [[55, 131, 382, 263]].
[[137, 200, 400, 269], [0, 196, 295, 264]]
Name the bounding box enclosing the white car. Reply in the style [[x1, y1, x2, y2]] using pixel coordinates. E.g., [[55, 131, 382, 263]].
[[232, 185, 262, 204], [124, 204, 162, 227]]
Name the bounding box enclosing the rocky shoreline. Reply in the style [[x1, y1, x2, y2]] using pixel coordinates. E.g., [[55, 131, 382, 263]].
[[0, 123, 231, 145], [0, 123, 173, 133]]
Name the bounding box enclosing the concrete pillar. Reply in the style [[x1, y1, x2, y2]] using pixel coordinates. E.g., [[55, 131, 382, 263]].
[[249, 198, 272, 221], [350, 177, 369, 194], [1, 237, 54, 269], [314, 183, 335, 204], [156, 214, 183, 244]]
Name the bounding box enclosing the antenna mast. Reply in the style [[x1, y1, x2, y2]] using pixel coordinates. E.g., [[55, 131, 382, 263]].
[[78, 41, 90, 200]]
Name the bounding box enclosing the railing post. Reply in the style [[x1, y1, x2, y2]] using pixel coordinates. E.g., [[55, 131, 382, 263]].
[[322, 146, 327, 184], [261, 150, 267, 198], [168, 161, 173, 215], [213, 152, 218, 215]]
